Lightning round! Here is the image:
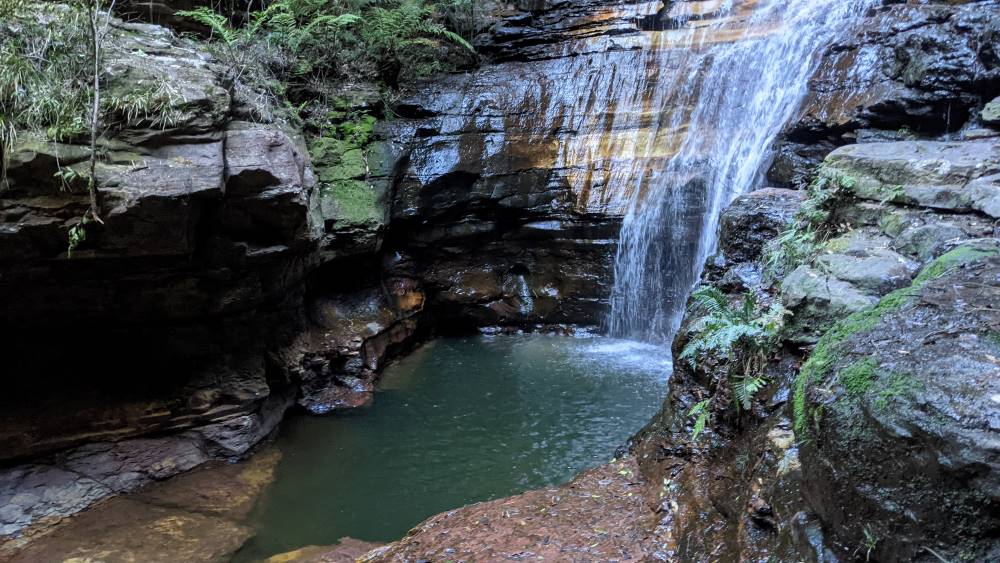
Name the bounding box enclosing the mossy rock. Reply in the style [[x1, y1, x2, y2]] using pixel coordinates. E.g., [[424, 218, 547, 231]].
[[817, 140, 1000, 213], [982, 96, 1000, 126], [795, 239, 1000, 561], [320, 179, 383, 227], [312, 140, 368, 183], [793, 239, 1000, 435]]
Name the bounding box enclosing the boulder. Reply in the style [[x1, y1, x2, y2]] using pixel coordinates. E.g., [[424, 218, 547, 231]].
[[719, 188, 806, 264], [819, 140, 1000, 214], [982, 96, 1000, 127], [812, 231, 918, 294], [781, 265, 879, 343], [799, 241, 1000, 561]]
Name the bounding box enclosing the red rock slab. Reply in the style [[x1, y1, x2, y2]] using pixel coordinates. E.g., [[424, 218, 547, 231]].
[[363, 457, 659, 562]]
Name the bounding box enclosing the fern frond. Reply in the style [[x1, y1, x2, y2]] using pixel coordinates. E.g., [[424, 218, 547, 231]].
[[688, 399, 711, 441], [302, 13, 361, 35], [176, 7, 238, 45], [690, 286, 729, 317], [437, 28, 474, 52], [732, 374, 768, 411]]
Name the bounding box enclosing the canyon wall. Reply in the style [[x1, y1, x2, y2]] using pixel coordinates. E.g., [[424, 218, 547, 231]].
[[2, 0, 999, 560]]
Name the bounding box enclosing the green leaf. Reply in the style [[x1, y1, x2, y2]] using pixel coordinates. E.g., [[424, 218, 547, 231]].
[[688, 399, 711, 441]]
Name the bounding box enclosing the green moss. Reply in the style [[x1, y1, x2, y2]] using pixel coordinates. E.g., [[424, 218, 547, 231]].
[[873, 371, 919, 411], [324, 179, 381, 225], [839, 358, 878, 395], [817, 161, 912, 205], [306, 106, 387, 228], [310, 111, 380, 183], [878, 209, 908, 238], [312, 138, 367, 182], [339, 114, 376, 146], [821, 235, 850, 254], [985, 332, 1000, 351], [911, 244, 999, 286], [880, 184, 906, 204], [793, 243, 1000, 436]]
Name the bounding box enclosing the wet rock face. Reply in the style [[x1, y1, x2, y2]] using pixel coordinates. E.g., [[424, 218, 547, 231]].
[[800, 243, 1000, 561], [768, 0, 1000, 185], [376, 0, 668, 328], [719, 188, 806, 264], [796, 0, 1000, 136]]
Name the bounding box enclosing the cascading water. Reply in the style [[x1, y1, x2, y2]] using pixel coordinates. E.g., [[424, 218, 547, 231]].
[[605, 0, 877, 341]]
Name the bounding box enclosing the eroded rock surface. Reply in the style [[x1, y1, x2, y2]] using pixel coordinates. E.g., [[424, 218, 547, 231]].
[[365, 458, 660, 562], [6, 0, 1000, 560], [1, 448, 281, 562]]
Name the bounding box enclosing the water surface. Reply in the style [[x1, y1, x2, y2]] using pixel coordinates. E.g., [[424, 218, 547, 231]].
[[236, 334, 669, 560]]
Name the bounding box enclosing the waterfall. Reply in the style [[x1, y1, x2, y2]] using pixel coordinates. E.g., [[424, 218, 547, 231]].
[[515, 274, 534, 316], [605, 0, 877, 342]]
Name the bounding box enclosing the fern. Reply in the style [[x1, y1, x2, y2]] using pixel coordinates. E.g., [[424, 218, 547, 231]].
[[732, 374, 768, 411], [438, 28, 475, 52], [177, 0, 475, 91], [681, 286, 788, 412], [175, 7, 239, 45], [362, 2, 474, 54]]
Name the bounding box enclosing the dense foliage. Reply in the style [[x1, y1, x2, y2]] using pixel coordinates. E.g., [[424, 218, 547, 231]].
[[179, 0, 478, 104], [0, 2, 92, 179]]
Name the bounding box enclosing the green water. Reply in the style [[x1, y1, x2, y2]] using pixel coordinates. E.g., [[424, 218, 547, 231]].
[[235, 334, 670, 560]]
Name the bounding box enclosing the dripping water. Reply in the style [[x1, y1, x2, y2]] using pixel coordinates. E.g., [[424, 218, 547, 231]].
[[606, 0, 877, 342]]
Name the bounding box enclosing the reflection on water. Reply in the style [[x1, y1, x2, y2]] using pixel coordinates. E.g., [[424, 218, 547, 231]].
[[235, 334, 670, 560]]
